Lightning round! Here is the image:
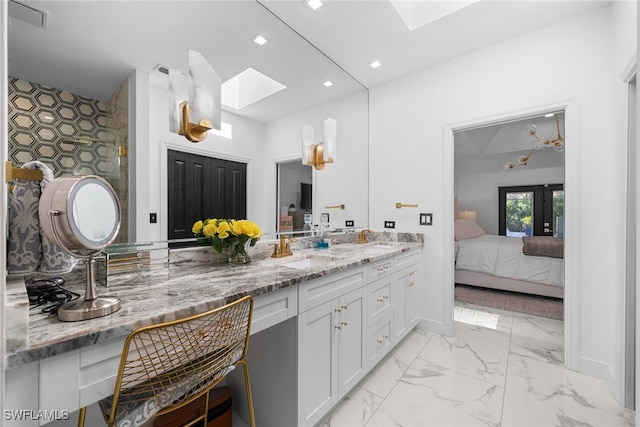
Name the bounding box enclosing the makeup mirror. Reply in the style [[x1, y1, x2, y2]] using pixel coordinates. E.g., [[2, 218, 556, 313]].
[[39, 175, 121, 321]]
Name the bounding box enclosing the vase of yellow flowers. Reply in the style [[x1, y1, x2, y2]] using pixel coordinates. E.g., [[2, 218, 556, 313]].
[[192, 218, 262, 264]]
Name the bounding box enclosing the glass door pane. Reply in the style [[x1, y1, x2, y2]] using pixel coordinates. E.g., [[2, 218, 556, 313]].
[[505, 191, 533, 236], [553, 190, 564, 237]]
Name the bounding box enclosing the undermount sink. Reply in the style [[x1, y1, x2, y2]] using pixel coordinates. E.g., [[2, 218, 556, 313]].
[[280, 252, 347, 270], [370, 244, 394, 249]]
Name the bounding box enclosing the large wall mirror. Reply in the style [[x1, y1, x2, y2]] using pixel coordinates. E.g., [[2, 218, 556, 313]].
[[6, 0, 369, 252]]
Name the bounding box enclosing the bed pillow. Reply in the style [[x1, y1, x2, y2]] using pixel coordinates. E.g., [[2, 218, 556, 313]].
[[454, 219, 486, 241]]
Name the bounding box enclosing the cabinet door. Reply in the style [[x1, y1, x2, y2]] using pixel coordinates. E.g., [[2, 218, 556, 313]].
[[393, 270, 408, 341], [337, 288, 365, 397], [405, 267, 420, 329], [394, 266, 420, 342], [298, 300, 338, 427]]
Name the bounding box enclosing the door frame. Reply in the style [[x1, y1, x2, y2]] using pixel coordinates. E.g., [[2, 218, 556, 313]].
[[444, 99, 578, 369], [160, 140, 252, 242]]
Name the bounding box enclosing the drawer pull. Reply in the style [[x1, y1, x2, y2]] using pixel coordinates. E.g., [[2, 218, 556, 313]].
[[377, 296, 390, 303], [341, 305, 348, 310], [334, 308, 342, 313], [334, 325, 341, 330], [341, 322, 348, 326], [376, 265, 390, 274], [376, 335, 388, 344]]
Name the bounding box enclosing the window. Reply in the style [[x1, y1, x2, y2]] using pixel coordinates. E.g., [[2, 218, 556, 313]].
[[499, 184, 564, 237]]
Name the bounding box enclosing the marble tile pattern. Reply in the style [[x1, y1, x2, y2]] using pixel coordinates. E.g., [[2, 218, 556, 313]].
[[319, 302, 634, 427], [5, 233, 423, 370]]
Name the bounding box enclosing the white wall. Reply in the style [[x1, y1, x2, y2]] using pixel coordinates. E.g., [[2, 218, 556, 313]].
[[133, 72, 267, 242], [264, 90, 369, 233], [609, 0, 638, 406], [369, 5, 616, 378]]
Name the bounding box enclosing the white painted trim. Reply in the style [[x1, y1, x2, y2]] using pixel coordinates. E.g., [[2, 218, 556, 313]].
[[442, 124, 455, 337], [445, 99, 579, 370], [1, 1, 7, 421], [159, 140, 254, 242], [417, 318, 449, 337]]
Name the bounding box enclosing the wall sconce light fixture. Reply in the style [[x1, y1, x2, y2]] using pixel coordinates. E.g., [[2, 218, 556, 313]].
[[302, 118, 337, 170], [168, 50, 221, 143]]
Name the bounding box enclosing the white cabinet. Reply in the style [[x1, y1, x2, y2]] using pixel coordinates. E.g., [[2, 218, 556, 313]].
[[297, 270, 366, 427], [393, 249, 421, 342]]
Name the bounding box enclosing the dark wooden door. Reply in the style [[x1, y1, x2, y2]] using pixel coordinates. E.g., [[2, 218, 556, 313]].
[[168, 150, 246, 241]]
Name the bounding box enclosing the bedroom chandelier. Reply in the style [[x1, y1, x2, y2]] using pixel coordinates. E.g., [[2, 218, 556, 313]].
[[502, 114, 564, 171]]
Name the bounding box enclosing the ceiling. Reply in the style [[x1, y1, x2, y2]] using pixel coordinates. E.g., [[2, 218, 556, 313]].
[[8, 0, 608, 124]]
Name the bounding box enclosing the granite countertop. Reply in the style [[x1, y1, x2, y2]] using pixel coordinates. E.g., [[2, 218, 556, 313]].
[[5, 232, 423, 370]]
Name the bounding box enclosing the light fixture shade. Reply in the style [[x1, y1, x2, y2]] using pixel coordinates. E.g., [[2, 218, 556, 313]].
[[168, 68, 189, 134], [188, 50, 221, 131], [324, 118, 337, 162], [458, 210, 477, 222], [301, 125, 314, 166]]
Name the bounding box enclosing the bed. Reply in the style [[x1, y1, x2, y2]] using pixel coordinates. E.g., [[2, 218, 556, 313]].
[[454, 218, 564, 299]]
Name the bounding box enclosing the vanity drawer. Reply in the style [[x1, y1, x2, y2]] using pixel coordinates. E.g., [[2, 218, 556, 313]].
[[366, 277, 392, 327], [298, 267, 366, 312], [367, 258, 394, 282], [395, 248, 420, 271], [365, 316, 393, 369]]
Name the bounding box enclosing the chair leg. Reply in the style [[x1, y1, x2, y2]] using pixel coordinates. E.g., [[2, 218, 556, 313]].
[[77, 406, 86, 427], [239, 360, 256, 427]]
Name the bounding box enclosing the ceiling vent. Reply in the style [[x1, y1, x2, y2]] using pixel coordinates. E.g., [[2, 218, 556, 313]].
[[9, 0, 48, 29]]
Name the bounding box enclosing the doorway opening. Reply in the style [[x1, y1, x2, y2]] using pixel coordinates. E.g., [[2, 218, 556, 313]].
[[453, 111, 565, 319], [276, 159, 312, 233]]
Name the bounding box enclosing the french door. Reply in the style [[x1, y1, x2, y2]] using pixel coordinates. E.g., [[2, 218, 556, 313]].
[[498, 184, 564, 237]]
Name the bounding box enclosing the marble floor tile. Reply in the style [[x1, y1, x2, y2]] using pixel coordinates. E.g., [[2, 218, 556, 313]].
[[321, 307, 633, 427], [502, 354, 634, 427], [510, 312, 564, 365], [418, 320, 511, 387], [358, 329, 432, 398], [317, 386, 384, 427], [366, 358, 504, 427]]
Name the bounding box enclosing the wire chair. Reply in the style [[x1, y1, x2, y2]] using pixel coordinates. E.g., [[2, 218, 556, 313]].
[[78, 295, 255, 427]]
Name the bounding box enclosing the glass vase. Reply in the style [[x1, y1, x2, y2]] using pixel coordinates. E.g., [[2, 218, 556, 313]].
[[227, 243, 251, 265]]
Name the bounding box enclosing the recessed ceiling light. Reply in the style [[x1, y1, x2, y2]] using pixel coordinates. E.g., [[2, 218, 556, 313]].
[[323, 80, 333, 87], [307, 0, 323, 10], [253, 35, 268, 46], [370, 60, 381, 69]]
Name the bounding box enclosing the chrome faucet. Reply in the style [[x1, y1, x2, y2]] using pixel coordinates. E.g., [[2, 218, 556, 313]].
[[271, 236, 296, 258], [356, 229, 370, 244]]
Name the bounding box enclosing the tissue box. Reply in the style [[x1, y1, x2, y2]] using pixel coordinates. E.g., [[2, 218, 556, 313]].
[[279, 216, 293, 231], [95, 242, 169, 287]]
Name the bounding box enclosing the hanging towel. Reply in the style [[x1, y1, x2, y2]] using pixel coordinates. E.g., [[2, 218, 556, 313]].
[[7, 161, 78, 275]]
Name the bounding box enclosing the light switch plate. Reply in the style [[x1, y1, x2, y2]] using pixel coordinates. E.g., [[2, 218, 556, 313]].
[[420, 213, 433, 226]]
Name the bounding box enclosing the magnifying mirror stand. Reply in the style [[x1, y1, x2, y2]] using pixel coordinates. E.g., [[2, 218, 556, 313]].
[[57, 253, 120, 322]]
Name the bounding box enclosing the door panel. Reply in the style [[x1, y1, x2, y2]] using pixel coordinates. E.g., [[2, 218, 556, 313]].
[[168, 150, 246, 241]]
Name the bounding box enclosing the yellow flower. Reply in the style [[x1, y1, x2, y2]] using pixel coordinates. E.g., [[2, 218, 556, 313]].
[[192, 220, 203, 235], [230, 219, 244, 236], [202, 222, 217, 238], [217, 221, 231, 239]]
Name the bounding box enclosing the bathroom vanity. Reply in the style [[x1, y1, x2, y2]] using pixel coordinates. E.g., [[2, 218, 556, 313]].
[[5, 234, 423, 427]]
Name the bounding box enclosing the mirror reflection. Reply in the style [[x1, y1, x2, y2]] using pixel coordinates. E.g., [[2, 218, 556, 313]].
[[72, 182, 119, 244], [7, 1, 369, 255]]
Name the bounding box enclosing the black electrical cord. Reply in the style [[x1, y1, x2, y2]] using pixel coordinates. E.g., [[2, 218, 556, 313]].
[[26, 277, 80, 317]]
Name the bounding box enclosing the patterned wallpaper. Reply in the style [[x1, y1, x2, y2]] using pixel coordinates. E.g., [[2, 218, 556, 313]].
[[7, 77, 129, 242], [8, 77, 119, 177]]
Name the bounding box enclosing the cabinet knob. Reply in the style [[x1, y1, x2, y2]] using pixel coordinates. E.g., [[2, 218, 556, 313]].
[[334, 325, 341, 330], [334, 308, 341, 313], [341, 305, 348, 310], [341, 322, 348, 326]]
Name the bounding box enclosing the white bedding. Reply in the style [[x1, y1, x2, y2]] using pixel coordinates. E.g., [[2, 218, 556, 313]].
[[456, 235, 564, 287]]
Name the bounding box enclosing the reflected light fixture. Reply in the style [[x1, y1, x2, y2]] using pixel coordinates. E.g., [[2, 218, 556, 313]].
[[502, 114, 564, 171], [370, 60, 382, 69], [168, 50, 221, 143], [307, 0, 323, 10], [302, 118, 337, 170], [253, 34, 268, 46], [323, 80, 333, 87]]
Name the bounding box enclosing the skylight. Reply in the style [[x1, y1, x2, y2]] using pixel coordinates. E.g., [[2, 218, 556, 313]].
[[221, 68, 286, 110], [390, 0, 479, 31]]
